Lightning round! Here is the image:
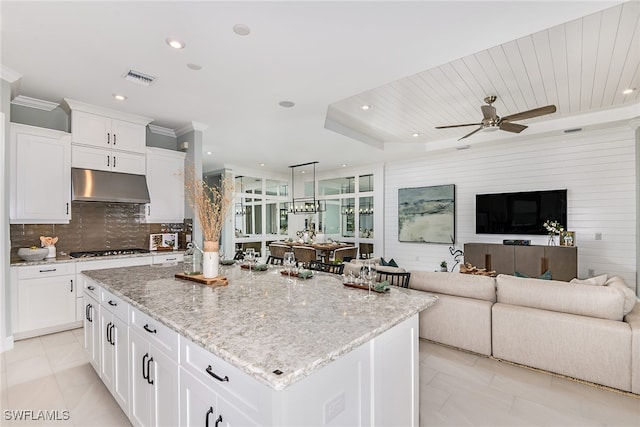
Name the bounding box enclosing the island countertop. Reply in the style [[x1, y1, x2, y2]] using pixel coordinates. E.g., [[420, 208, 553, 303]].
[[82, 264, 437, 390]]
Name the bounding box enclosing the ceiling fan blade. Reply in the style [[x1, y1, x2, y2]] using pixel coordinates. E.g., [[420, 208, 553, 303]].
[[481, 105, 496, 120], [458, 126, 484, 140], [501, 105, 557, 122], [499, 122, 528, 133], [435, 123, 482, 129]]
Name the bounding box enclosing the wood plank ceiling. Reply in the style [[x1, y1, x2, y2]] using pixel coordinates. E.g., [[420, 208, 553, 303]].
[[327, 1, 640, 147]]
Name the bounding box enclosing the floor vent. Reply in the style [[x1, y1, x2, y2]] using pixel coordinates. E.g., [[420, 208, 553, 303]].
[[122, 69, 157, 86]]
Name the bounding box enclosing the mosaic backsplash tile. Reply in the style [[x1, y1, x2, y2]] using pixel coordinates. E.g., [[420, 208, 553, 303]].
[[10, 202, 184, 257]]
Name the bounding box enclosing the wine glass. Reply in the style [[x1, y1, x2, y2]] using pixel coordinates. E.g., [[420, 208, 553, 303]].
[[283, 251, 295, 281], [245, 248, 255, 272], [363, 260, 376, 300]]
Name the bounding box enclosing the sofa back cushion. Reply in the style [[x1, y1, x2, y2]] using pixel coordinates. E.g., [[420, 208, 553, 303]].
[[496, 274, 626, 321], [605, 276, 637, 315], [409, 271, 496, 302]]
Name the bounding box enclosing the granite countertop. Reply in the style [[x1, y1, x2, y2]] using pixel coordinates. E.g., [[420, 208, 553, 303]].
[[10, 250, 185, 267], [83, 264, 438, 391]]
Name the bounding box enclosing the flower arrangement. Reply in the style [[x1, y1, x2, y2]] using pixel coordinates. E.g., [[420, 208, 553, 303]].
[[183, 167, 235, 243], [543, 220, 565, 236]]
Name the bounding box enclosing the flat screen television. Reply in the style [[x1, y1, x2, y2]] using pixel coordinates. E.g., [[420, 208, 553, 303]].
[[476, 189, 567, 235]]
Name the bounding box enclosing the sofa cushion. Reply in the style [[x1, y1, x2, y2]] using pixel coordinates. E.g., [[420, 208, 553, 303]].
[[379, 257, 399, 267], [606, 276, 637, 315], [570, 274, 608, 286], [409, 271, 496, 302], [496, 274, 626, 321]]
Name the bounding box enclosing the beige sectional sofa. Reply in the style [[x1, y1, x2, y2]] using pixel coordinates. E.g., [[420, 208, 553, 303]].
[[409, 271, 640, 394]]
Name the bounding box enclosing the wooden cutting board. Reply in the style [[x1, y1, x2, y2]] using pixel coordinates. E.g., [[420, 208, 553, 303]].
[[175, 273, 229, 286]]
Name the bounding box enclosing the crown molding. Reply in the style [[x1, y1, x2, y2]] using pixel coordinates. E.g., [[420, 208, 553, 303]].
[[148, 124, 177, 137], [64, 98, 153, 126], [628, 117, 640, 130], [11, 95, 60, 111], [0, 65, 21, 83], [176, 121, 209, 137]]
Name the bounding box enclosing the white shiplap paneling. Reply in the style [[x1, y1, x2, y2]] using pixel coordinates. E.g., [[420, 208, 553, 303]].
[[384, 125, 637, 292]]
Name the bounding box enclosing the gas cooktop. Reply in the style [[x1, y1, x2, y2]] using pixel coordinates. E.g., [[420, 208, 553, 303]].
[[69, 248, 150, 258]]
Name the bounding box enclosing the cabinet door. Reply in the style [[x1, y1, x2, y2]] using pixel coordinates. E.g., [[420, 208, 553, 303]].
[[71, 110, 112, 148], [100, 311, 115, 392], [145, 148, 185, 223], [179, 368, 218, 427], [72, 144, 112, 172], [11, 126, 71, 223], [129, 329, 152, 427], [112, 315, 130, 415], [111, 119, 146, 154], [111, 150, 146, 175], [18, 275, 76, 332], [150, 344, 180, 427], [217, 394, 260, 427]]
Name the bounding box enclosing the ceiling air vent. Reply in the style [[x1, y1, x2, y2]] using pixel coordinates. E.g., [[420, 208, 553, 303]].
[[122, 69, 157, 87]]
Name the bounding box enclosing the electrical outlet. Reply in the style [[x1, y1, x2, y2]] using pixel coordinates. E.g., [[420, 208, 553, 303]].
[[324, 392, 345, 424], [595, 233, 602, 241], [588, 269, 595, 276]]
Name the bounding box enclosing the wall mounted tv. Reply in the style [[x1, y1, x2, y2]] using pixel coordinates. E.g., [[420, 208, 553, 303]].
[[476, 189, 567, 235]]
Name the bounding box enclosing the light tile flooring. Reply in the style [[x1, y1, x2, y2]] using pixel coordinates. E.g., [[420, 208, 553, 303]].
[[1, 330, 639, 426]]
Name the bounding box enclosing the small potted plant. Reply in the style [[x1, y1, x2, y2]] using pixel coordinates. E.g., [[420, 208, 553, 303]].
[[440, 261, 448, 272]]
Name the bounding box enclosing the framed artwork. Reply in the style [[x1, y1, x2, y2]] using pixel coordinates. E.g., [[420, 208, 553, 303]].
[[398, 184, 455, 244]]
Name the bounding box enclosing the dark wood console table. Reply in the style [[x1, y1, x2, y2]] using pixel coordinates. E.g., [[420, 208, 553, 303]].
[[464, 243, 577, 282]]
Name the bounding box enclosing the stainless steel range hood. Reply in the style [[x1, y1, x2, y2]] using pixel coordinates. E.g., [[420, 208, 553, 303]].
[[72, 168, 150, 204]]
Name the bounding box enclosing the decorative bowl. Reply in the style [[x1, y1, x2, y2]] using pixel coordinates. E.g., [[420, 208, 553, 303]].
[[17, 247, 49, 261]]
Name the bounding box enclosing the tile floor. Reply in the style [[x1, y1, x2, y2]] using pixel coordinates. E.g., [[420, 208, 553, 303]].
[[1, 329, 639, 426]]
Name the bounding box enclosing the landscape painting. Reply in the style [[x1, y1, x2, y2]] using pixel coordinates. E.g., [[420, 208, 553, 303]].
[[398, 185, 455, 244]]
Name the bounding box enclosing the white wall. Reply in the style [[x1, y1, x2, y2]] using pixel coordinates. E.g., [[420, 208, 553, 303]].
[[385, 125, 637, 292]]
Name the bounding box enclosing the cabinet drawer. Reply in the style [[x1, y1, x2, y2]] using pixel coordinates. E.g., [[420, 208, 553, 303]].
[[152, 253, 183, 265], [18, 263, 75, 280], [83, 277, 102, 300], [130, 306, 179, 360], [100, 288, 128, 322], [180, 337, 271, 420]]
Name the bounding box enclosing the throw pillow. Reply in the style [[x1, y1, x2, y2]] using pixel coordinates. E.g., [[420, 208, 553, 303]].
[[605, 276, 636, 315], [514, 270, 552, 280], [570, 274, 608, 286], [380, 257, 399, 268]]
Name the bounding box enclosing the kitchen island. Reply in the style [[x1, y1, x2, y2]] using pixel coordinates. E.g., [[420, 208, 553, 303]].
[[82, 263, 437, 426]]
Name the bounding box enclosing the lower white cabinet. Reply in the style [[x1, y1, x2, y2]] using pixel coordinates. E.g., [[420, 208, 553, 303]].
[[129, 309, 179, 427], [83, 283, 100, 372], [99, 288, 129, 415], [11, 263, 78, 339]]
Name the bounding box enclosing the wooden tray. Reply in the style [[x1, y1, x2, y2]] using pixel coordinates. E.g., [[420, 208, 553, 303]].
[[279, 271, 313, 279], [343, 282, 387, 293], [175, 273, 228, 286], [240, 264, 268, 271]]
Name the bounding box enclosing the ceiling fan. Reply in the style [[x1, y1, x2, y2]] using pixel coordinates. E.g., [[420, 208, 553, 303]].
[[436, 96, 557, 141]]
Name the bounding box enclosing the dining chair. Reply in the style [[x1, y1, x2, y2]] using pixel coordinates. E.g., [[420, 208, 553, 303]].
[[359, 243, 374, 259], [332, 246, 357, 262], [292, 246, 318, 268], [233, 250, 245, 260], [308, 260, 345, 275], [242, 242, 262, 257], [266, 255, 283, 265], [376, 270, 411, 288], [268, 243, 289, 258]]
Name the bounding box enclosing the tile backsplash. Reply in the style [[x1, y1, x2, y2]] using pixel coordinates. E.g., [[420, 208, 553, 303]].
[[10, 202, 185, 257]]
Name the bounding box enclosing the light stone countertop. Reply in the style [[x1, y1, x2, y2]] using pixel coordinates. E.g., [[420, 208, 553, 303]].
[[10, 250, 185, 266], [82, 263, 438, 391]]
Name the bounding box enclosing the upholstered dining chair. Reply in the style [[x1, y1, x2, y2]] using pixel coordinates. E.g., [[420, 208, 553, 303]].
[[266, 255, 283, 265], [359, 243, 374, 259], [376, 270, 411, 288], [292, 246, 318, 268], [308, 260, 345, 275], [332, 246, 357, 262], [268, 243, 289, 258]]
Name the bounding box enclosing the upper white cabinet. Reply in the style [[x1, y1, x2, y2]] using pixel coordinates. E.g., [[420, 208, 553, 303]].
[[65, 98, 153, 175], [10, 123, 72, 224], [145, 148, 185, 223]]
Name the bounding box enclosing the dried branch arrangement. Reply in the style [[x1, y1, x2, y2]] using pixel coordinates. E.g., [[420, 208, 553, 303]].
[[182, 166, 234, 242]]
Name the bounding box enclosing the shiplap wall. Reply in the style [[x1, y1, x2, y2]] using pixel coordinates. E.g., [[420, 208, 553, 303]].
[[384, 125, 637, 292]]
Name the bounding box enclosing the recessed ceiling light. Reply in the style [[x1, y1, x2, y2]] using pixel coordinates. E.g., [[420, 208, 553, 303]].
[[342, 164, 347, 167], [112, 94, 127, 101], [301, 170, 306, 174], [233, 24, 251, 36], [412, 133, 420, 138], [361, 105, 370, 110], [206, 151, 213, 155], [187, 63, 202, 71], [278, 101, 295, 108], [623, 88, 636, 95], [260, 163, 265, 167], [166, 38, 185, 49]]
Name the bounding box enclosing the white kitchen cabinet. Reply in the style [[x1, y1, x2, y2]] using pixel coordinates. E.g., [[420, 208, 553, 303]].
[[145, 148, 185, 223], [9, 123, 71, 224], [99, 287, 129, 415], [129, 307, 179, 427], [11, 263, 78, 340], [71, 144, 146, 175], [83, 281, 101, 372], [70, 109, 147, 154]]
